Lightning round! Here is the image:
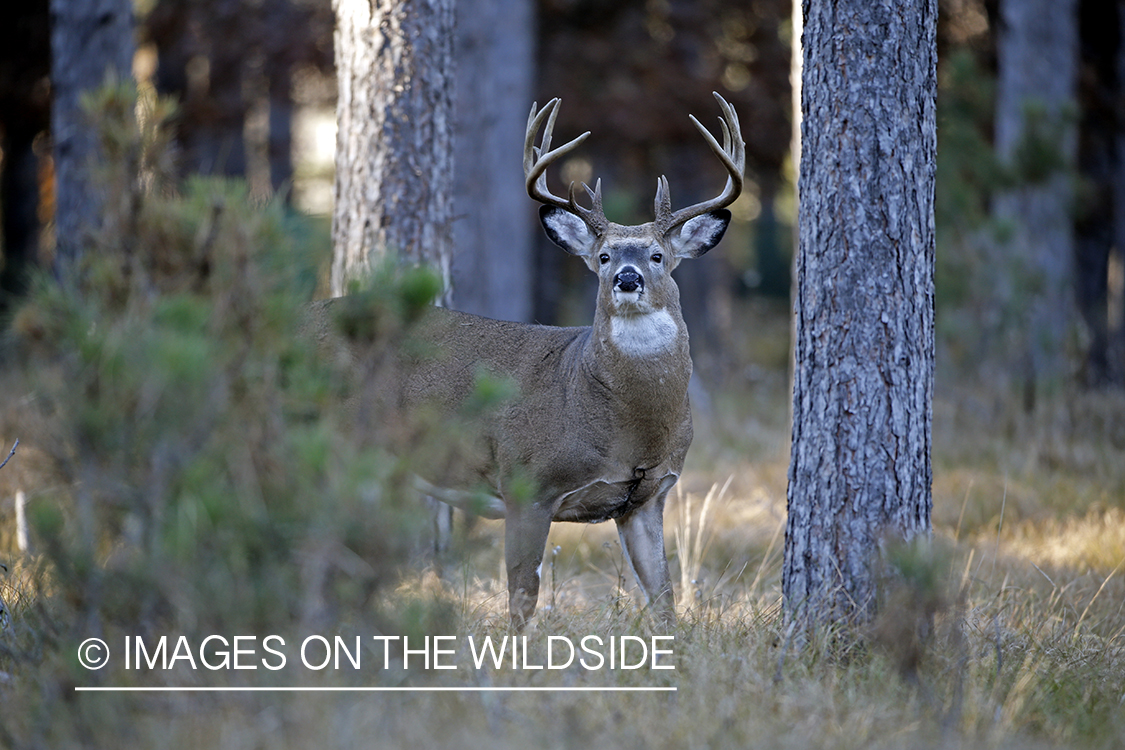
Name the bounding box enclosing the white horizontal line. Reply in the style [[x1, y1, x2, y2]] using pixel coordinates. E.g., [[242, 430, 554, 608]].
[[75, 686, 676, 693]]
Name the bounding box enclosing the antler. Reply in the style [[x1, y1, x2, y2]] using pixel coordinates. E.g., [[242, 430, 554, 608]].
[[524, 99, 609, 236], [654, 92, 745, 234]]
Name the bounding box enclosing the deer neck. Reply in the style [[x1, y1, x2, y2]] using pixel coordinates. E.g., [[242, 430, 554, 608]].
[[578, 303, 692, 472], [587, 301, 693, 416]]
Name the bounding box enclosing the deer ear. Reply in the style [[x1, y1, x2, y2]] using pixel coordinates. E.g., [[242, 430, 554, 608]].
[[668, 209, 730, 259], [540, 205, 596, 258]]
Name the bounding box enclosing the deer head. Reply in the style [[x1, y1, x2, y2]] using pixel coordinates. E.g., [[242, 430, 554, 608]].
[[524, 92, 745, 342]]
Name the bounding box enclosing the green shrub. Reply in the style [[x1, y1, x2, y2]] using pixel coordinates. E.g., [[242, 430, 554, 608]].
[[0, 81, 447, 743]]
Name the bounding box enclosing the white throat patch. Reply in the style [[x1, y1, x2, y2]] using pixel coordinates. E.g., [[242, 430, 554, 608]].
[[610, 310, 679, 356]]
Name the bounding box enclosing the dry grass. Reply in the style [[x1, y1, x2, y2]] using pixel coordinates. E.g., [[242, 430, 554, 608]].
[[17, 506, 1121, 750]]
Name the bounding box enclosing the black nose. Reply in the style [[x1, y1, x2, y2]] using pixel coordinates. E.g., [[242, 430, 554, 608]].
[[615, 268, 643, 293]]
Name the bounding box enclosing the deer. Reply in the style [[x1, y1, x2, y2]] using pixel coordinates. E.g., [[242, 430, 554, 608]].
[[311, 93, 744, 630]]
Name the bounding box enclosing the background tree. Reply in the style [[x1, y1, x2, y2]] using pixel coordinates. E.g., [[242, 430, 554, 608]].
[[144, 0, 333, 199], [330, 0, 454, 302], [783, 0, 936, 628], [451, 0, 536, 322], [49, 0, 135, 267], [1075, 0, 1124, 386], [1118, 1, 1125, 381], [991, 0, 1079, 404], [0, 0, 50, 317]]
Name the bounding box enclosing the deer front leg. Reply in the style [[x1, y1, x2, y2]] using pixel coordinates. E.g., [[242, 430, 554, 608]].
[[615, 488, 676, 626], [504, 501, 553, 630]]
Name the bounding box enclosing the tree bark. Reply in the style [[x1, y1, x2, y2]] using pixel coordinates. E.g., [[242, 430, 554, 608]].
[[49, 0, 135, 267], [450, 0, 535, 323], [331, 0, 455, 303], [783, 0, 936, 628], [992, 0, 1079, 398]]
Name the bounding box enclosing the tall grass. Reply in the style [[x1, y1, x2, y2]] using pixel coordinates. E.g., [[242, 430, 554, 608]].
[[7, 502, 1116, 750]]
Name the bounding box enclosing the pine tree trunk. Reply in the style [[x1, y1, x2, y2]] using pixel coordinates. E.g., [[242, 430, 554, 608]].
[[450, 0, 535, 322], [783, 0, 936, 628], [50, 0, 134, 267], [992, 0, 1078, 399], [331, 0, 455, 303]]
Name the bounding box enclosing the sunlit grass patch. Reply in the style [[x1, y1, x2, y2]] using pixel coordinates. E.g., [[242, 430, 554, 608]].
[[1000, 507, 1125, 574]]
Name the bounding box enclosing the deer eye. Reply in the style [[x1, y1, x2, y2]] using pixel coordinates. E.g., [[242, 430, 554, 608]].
[[599, 253, 610, 265], [651, 253, 663, 264]]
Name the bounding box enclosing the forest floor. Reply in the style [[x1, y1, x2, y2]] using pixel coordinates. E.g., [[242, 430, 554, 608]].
[[3, 301, 1124, 749]]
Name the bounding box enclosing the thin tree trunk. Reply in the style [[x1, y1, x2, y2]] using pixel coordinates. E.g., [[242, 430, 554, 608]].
[[1115, 3, 1125, 384], [0, 127, 42, 307], [451, 0, 535, 323], [992, 0, 1079, 400], [331, 0, 454, 303], [267, 56, 294, 199], [50, 0, 135, 267], [180, 2, 248, 180], [783, 0, 936, 629], [0, 0, 50, 313], [1074, 0, 1121, 386]]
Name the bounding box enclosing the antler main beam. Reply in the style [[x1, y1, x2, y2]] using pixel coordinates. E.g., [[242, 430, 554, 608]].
[[524, 99, 609, 236], [656, 92, 746, 234]]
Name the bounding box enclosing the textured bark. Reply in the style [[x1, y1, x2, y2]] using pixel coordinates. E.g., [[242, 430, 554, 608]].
[[992, 0, 1078, 395], [49, 0, 135, 266], [450, 0, 535, 323], [331, 0, 455, 302], [783, 0, 936, 627]]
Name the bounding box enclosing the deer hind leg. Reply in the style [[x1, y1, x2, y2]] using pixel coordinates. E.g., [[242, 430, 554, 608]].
[[504, 502, 553, 630], [615, 483, 676, 626]]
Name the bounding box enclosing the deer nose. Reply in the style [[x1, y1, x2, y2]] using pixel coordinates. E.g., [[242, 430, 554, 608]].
[[614, 268, 643, 293]]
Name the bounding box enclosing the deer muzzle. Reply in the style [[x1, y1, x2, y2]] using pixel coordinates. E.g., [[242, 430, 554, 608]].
[[614, 267, 643, 294]]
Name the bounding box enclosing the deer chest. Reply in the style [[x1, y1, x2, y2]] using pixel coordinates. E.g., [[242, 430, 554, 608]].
[[551, 470, 676, 524]]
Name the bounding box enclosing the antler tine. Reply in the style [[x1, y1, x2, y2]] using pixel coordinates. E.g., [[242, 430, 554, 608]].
[[659, 92, 746, 233], [524, 98, 608, 235], [524, 99, 565, 181], [564, 179, 607, 233], [654, 175, 672, 219]]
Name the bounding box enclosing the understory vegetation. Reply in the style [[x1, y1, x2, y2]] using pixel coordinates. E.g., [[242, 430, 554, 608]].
[[1, 84, 1123, 749]]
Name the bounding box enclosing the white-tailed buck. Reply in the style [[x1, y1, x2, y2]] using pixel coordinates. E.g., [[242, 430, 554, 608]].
[[317, 93, 743, 629]]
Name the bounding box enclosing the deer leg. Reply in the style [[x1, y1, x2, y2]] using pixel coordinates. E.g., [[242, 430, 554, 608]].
[[504, 502, 553, 630], [615, 488, 676, 626]]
